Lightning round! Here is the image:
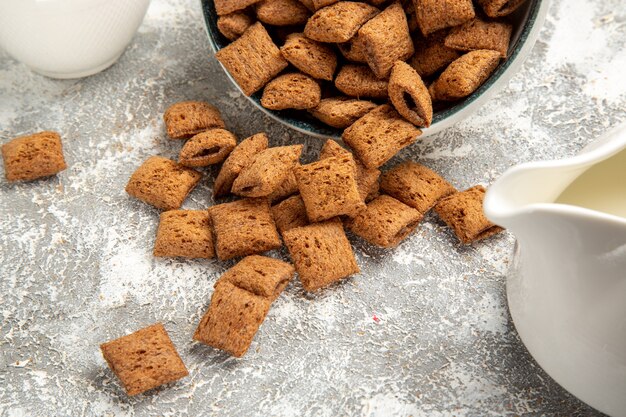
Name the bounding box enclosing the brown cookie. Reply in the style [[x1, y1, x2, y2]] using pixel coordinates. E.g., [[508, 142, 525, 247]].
[[388, 60, 433, 127], [295, 155, 365, 221], [429, 49, 501, 101], [319, 139, 380, 202], [125, 156, 202, 211], [220, 255, 295, 300], [434, 185, 504, 243], [444, 17, 512, 58], [413, 0, 475, 36], [214, 133, 269, 197], [232, 145, 303, 197], [267, 171, 299, 203], [261, 73, 322, 110], [345, 194, 423, 247], [280, 33, 338, 81], [309, 97, 378, 129], [217, 12, 255, 40], [410, 30, 461, 77], [194, 280, 272, 357], [216, 23, 288, 96], [2, 131, 67, 182], [271, 194, 310, 234], [154, 210, 215, 258], [209, 198, 281, 260], [256, 0, 311, 26], [476, 0, 527, 17], [337, 33, 368, 63], [100, 323, 188, 396], [358, 2, 414, 79], [215, 0, 262, 15], [283, 219, 359, 291], [380, 161, 456, 213], [304, 2, 379, 43], [335, 65, 389, 99], [342, 104, 421, 169], [178, 129, 237, 167], [164, 101, 226, 140]]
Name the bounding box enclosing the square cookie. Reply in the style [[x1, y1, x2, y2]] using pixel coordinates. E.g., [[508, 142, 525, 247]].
[[342, 104, 422, 169], [220, 255, 295, 300], [380, 161, 456, 214], [358, 2, 414, 79], [283, 219, 359, 291], [215, 23, 288, 96], [2, 131, 67, 182], [271, 194, 310, 234], [194, 280, 272, 357], [153, 210, 215, 259], [100, 323, 188, 396], [232, 145, 303, 197], [214, 133, 269, 197], [193, 256, 293, 357], [163, 101, 225, 140], [295, 155, 365, 222], [209, 198, 281, 260], [345, 195, 423, 248], [434, 185, 504, 244], [125, 156, 202, 211]]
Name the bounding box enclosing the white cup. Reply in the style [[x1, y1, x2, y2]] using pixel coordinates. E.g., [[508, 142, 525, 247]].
[[0, 0, 151, 79]]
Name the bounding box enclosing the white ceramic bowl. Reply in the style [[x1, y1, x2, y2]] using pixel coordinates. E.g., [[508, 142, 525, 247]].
[[0, 0, 151, 79], [202, 0, 550, 138]]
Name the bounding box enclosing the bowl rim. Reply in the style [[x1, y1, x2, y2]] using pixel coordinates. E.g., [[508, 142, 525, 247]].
[[200, 0, 550, 139]]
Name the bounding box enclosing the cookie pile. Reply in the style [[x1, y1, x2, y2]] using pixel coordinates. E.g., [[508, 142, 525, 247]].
[[213, 0, 524, 131], [100, 99, 504, 396]]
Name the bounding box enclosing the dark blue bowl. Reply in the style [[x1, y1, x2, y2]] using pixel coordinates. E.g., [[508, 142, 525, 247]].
[[200, 0, 546, 138]]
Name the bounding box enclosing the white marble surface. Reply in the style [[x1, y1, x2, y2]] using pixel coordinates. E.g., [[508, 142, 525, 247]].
[[0, 0, 624, 416]]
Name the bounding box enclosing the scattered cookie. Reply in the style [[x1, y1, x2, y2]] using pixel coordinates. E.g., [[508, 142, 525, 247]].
[[178, 129, 237, 167], [304, 2, 379, 43], [214, 133, 269, 197], [319, 139, 380, 202], [154, 210, 215, 259], [216, 22, 288, 96], [335, 65, 389, 99], [2, 131, 67, 182], [380, 161, 456, 214], [261, 73, 321, 110], [414, 0, 475, 36], [256, 0, 311, 26], [343, 104, 421, 169], [217, 12, 255, 40], [232, 145, 303, 197], [410, 30, 461, 77], [476, 0, 527, 17], [193, 256, 294, 357], [345, 194, 423, 247], [295, 155, 365, 222], [434, 185, 504, 244], [280, 33, 338, 81], [126, 156, 202, 211], [429, 49, 501, 101], [283, 219, 359, 291], [445, 18, 512, 58], [100, 323, 188, 396], [164, 101, 226, 140], [309, 97, 378, 129], [358, 2, 414, 79], [209, 198, 281, 260], [271, 194, 310, 234], [388, 60, 432, 127], [268, 171, 299, 203]]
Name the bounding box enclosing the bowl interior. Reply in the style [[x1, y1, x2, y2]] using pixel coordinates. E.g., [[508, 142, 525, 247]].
[[201, 0, 542, 139]]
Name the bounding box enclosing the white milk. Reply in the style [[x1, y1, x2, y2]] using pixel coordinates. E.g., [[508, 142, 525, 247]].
[[555, 149, 626, 218]]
